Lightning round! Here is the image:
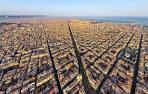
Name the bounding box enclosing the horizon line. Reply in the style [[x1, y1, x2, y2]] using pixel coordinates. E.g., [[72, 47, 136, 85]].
[[0, 15, 148, 17]]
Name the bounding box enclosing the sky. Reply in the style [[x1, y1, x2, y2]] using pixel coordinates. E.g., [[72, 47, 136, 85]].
[[0, 0, 148, 16]]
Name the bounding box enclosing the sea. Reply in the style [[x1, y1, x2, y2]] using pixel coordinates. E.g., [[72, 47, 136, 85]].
[[75, 16, 148, 25], [94, 17, 148, 25]]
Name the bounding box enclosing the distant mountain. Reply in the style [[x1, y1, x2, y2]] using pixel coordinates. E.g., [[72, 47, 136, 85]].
[[0, 15, 48, 23], [0, 15, 46, 19]]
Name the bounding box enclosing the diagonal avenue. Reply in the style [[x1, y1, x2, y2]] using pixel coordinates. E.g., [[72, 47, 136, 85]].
[[130, 34, 143, 94], [47, 40, 63, 94], [68, 22, 94, 94], [94, 33, 135, 94]]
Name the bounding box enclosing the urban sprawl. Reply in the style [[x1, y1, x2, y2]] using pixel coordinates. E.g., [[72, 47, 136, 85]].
[[0, 20, 148, 94]]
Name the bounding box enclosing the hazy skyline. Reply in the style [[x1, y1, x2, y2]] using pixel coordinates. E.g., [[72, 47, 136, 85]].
[[0, 0, 148, 16]]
